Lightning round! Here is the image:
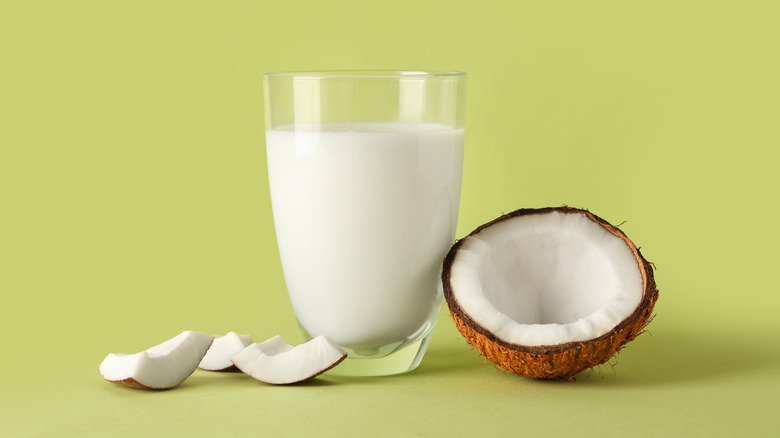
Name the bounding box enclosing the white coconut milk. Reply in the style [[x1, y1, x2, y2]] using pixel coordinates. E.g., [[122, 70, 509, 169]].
[[266, 123, 464, 350]]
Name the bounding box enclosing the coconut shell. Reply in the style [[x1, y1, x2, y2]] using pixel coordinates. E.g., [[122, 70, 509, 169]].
[[109, 378, 156, 390], [442, 206, 658, 380]]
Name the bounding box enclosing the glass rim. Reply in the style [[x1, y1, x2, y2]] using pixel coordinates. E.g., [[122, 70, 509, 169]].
[[262, 70, 466, 79]]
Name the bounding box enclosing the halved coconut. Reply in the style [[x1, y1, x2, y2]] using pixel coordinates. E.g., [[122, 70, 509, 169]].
[[442, 207, 658, 379], [99, 331, 214, 389], [231, 335, 347, 384], [199, 332, 254, 371]]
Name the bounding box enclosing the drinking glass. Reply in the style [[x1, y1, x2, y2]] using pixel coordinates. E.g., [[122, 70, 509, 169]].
[[263, 71, 466, 376]]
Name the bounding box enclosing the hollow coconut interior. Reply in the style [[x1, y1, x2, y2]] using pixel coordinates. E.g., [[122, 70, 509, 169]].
[[449, 211, 643, 346]]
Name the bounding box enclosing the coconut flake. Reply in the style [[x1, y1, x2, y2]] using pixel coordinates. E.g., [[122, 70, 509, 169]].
[[99, 331, 214, 389], [231, 336, 347, 384], [199, 332, 254, 371]]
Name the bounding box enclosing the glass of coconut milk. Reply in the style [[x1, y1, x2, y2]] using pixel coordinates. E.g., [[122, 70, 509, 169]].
[[263, 71, 466, 376]]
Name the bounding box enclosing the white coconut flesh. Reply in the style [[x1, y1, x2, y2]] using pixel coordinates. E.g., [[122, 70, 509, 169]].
[[231, 335, 347, 384], [199, 332, 254, 371], [99, 331, 214, 389], [449, 210, 644, 346]]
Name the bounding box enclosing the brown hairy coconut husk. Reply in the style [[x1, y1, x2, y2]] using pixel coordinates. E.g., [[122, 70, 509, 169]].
[[442, 206, 658, 380]]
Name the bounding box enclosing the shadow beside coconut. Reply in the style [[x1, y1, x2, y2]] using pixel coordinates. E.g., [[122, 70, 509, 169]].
[[568, 328, 779, 387]]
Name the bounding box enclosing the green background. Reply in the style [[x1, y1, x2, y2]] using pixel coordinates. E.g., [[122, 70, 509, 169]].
[[2, 0, 779, 436]]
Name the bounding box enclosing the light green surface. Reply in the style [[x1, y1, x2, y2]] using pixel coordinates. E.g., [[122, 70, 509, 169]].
[[1, 1, 779, 436]]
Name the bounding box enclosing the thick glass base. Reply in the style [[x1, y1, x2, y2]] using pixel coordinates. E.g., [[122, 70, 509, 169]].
[[325, 329, 435, 377]]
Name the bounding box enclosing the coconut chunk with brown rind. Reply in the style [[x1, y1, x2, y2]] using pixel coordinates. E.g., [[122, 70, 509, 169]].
[[231, 335, 347, 384], [199, 332, 254, 371], [99, 331, 214, 389]]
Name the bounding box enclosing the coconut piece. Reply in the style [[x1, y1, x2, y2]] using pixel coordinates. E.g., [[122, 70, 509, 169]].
[[199, 332, 254, 371], [231, 335, 347, 384], [442, 207, 658, 379], [99, 331, 214, 389]]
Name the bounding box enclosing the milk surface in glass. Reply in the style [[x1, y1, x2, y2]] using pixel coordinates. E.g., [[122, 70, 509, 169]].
[[266, 123, 464, 354]]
